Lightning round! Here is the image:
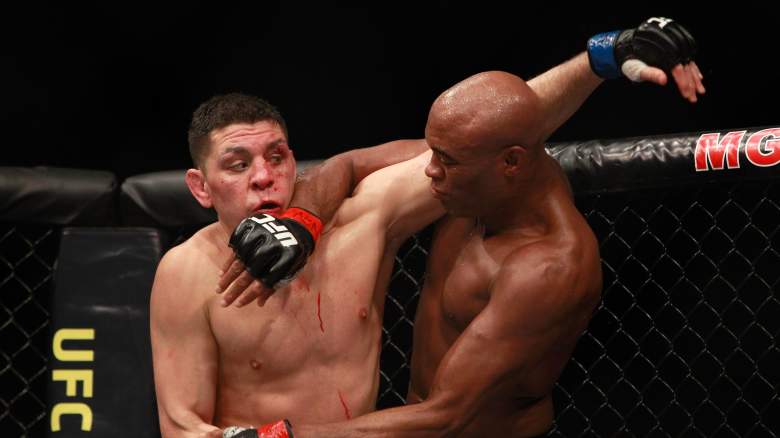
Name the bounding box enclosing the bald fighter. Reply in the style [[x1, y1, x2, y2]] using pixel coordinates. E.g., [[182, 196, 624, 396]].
[[217, 18, 703, 437]]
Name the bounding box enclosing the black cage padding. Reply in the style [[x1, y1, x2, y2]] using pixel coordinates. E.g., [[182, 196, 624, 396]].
[[0, 167, 116, 226], [120, 171, 216, 228], [548, 126, 779, 194]]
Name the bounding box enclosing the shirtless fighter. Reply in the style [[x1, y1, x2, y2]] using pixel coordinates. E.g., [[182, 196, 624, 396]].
[[214, 18, 703, 437], [150, 92, 441, 437]]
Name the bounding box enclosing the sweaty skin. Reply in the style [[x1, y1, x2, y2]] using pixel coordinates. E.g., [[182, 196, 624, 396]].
[[151, 120, 438, 437]]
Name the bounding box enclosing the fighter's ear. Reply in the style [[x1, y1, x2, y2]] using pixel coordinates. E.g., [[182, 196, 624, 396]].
[[185, 168, 213, 208], [502, 145, 527, 176]]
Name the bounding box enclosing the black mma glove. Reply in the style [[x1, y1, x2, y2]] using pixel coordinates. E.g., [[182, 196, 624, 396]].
[[230, 207, 323, 288], [588, 17, 697, 80]]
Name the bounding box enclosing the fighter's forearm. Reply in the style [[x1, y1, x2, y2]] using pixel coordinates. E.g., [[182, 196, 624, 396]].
[[289, 139, 427, 222], [528, 52, 603, 144], [158, 415, 221, 438], [289, 154, 356, 224], [293, 398, 461, 438]]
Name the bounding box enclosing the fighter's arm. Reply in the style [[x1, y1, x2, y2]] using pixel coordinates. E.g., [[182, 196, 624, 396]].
[[291, 138, 428, 223], [332, 149, 443, 242], [293, 245, 599, 438], [293, 17, 705, 222], [216, 51, 610, 303], [219, 17, 705, 306], [151, 247, 221, 438], [217, 53, 602, 304], [529, 18, 705, 144], [528, 52, 604, 145]]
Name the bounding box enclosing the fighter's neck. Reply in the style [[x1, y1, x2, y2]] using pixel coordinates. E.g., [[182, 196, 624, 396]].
[[207, 221, 235, 258], [217, 221, 233, 244], [477, 158, 567, 237], [477, 196, 554, 238]]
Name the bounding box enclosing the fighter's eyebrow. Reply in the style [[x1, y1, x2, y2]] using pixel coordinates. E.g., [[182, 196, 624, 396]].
[[220, 139, 287, 157], [220, 145, 248, 156], [430, 146, 456, 162], [264, 139, 287, 152]]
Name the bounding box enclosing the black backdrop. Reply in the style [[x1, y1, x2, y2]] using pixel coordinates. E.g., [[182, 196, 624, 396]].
[[4, 3, 778, 178]]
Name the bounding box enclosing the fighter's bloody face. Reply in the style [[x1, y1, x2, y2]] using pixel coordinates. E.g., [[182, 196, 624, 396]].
[[200, 121, 296, 230]]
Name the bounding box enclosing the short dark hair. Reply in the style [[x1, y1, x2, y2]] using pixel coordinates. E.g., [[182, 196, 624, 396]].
[[187, 93, 288, 168]]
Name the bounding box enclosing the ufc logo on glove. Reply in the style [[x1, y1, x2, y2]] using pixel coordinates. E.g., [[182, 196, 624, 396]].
[[230, 207, 322, 288], [647, 17, 673, 28], [250, 215, 298, 247]]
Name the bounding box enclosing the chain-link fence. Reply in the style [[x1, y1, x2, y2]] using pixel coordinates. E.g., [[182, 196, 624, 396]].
[[2, 179, 778, 437], [0, 224, 59, 437]]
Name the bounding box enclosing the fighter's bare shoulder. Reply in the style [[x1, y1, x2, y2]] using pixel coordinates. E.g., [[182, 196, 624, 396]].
[[494, 236, 601, 326], [152, 223, 225, 303]]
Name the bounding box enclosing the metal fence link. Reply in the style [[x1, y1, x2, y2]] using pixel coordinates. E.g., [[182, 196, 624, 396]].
[[1, 224, 59, 437]]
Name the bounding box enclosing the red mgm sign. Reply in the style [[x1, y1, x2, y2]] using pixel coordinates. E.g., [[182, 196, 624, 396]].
[[695, 128, 780, 171]]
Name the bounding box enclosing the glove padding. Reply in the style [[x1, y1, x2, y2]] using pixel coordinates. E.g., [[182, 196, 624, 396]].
[[223, 420, 294, 438], [230, 208, 322, 288], [588, 17, 697, 80]]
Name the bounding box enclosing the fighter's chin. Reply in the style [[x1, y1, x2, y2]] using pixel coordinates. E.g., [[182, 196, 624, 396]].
[[438, 200, 472, 218], [443, 206, 470, 218]]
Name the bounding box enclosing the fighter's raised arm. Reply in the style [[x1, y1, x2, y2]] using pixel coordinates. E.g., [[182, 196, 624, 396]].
[[293, 139, 430, 222], [530, 17, 703, 144]]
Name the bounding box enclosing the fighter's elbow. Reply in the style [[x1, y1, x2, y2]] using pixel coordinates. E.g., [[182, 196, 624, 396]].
[[158, 406, 217, 438], [159, 422, 219, 438], [158, 419, 184, 438], [158, 411, 188, 438]]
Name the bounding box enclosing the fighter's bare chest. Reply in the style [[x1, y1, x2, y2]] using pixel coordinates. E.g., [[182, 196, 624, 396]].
[[426, 223, 510, 330], [209, 278, 319, 351], [203, 219, 387, 373], [207, 268, 376, 368]]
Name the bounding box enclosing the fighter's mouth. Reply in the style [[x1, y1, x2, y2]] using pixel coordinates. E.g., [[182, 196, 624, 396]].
[[431, 186, 447, 198], [254, 201, 281, 214]]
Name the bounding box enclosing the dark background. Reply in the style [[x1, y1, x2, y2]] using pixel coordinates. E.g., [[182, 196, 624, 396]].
[[4, 3, 777, 179]]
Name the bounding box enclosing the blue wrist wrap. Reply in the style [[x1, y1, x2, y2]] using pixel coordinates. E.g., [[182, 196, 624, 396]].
[[587, 30, 622, 79]]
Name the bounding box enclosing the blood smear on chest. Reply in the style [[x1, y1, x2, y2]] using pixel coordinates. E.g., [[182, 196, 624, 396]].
[[316, 293, 324, 332], [337, 390, 352, 419]]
